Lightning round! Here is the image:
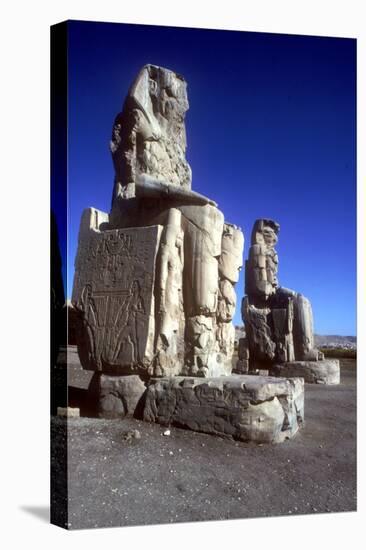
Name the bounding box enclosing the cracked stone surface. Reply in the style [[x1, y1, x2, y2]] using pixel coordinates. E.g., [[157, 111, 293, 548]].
[[143, 375, 304, 444]]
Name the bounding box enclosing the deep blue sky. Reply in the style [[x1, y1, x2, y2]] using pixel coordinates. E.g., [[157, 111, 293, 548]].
[[63, 20, 356, 335]]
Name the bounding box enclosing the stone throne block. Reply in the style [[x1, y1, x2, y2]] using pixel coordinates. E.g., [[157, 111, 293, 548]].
[[143, 375, 304, 444], [72, 207, 163, 376]]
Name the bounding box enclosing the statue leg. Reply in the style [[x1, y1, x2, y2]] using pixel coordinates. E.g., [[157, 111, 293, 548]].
[[154, 208, 185, 376], [293, 294, 321, 361], [179, 204, 224, 376], [273, 288, 322, 361]]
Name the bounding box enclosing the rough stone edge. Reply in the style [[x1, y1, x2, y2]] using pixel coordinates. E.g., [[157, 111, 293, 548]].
[[270, 359, 340, 385], [143, 375, 304, 444]]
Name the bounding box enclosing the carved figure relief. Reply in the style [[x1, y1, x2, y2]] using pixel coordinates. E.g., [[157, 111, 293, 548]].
[[72, 215, 161, 374]]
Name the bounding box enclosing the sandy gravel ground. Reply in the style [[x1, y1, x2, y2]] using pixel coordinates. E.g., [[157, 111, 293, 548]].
[[51, 355, 356, 530]]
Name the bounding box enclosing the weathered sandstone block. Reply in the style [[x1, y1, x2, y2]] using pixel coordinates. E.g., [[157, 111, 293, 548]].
[[270, 360, 340, 385], [96, 374, 146, 418], [143, 375, 304, 443]]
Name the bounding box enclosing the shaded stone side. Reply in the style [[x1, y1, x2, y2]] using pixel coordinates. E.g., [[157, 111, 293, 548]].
[[95, 374, 147, 418], [143, 375, 304, 444]]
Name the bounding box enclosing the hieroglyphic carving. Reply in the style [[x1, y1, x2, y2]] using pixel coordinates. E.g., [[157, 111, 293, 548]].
[[72, 208, 162, 374]]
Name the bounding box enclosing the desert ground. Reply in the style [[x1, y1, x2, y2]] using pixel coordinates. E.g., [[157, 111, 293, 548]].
[[51, 349, 356, 530]]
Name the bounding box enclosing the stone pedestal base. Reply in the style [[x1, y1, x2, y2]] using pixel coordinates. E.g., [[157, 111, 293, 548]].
[[93, 374, 147, 418], [143, 375, 304, 443], [270, 360, 340, 385]]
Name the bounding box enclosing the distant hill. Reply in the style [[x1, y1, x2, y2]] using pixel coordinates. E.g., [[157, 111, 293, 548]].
[[234, 326, 356, 349], [314, 334, 356, 349]]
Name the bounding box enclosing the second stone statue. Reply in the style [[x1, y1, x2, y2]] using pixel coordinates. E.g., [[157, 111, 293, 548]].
[[237, 218, 340, 384]]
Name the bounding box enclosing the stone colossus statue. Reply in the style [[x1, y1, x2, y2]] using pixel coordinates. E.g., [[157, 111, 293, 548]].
[[72, 65, 244, 378], [238, 218, 323, 371]]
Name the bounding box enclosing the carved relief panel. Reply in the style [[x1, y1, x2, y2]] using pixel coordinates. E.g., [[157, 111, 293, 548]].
[[72, 212, 162, 375]]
